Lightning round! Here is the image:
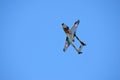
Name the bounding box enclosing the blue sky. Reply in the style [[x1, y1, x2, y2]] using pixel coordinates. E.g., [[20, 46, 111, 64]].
[[0, 0, 120, 80]]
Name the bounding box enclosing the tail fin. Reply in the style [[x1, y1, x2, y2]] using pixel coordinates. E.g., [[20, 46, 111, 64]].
[[78, 45, 83, 52], [77, 45, 83, 54]]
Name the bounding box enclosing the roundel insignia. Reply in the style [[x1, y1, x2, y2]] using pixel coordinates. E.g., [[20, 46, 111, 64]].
[[74, 23, 78, 27], [65, 43, 68, 48]]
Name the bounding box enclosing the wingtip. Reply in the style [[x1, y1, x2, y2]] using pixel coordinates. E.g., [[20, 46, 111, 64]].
[[75, 20, 80, 24], [77, 20, 80, 23], [63, 48, 65, 52]]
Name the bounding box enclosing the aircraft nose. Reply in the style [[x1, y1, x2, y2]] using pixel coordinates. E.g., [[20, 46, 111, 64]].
[[62, 23, 64, 26]]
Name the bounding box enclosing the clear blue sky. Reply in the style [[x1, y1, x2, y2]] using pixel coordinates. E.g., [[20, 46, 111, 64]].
[[0, 0, 120, 80]]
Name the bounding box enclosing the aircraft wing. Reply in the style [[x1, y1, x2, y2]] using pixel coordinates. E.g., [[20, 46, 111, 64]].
[[70, 20, 80, 35], [63, 37, 70, 52]]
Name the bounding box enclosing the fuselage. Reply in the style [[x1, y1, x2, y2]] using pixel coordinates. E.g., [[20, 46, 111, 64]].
[[62, 23, 74, 42]]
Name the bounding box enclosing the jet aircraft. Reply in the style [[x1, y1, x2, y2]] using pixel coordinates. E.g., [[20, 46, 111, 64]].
[[62, 20, 86, 54]]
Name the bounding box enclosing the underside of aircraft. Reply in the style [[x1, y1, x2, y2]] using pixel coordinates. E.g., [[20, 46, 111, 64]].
[[62, 20, 86, 54]]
